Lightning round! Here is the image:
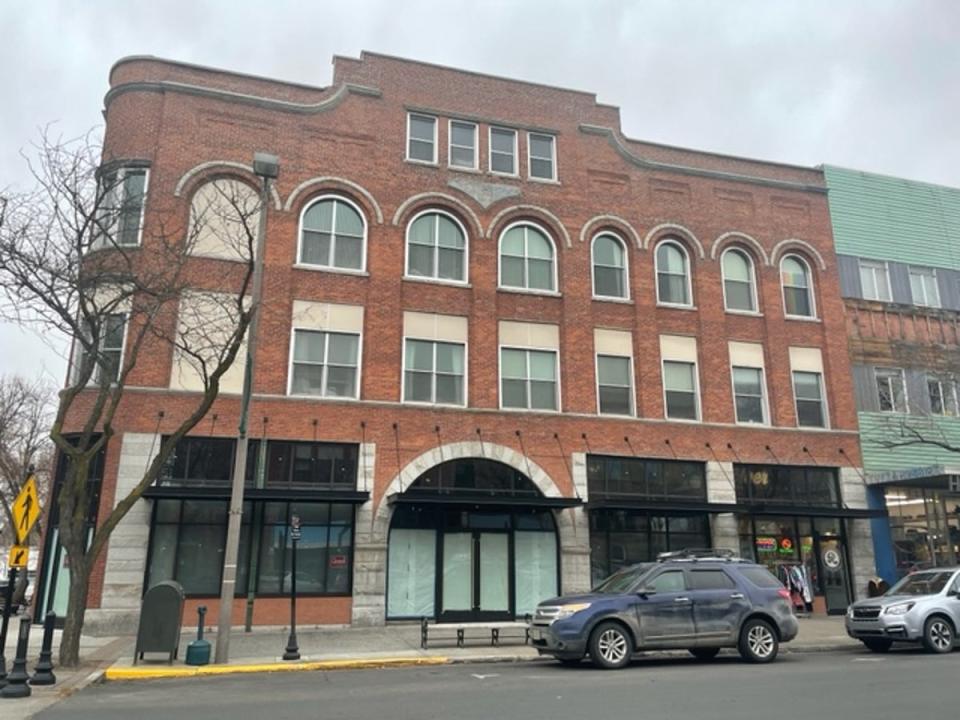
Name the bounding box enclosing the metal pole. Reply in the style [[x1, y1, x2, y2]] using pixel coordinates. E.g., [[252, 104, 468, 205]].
[[30, 612, 56, 686], [284, 515, 300, 661], [0, 567, 17, 687], [215, 166, 274, 664], [0, 618, 31, 699]]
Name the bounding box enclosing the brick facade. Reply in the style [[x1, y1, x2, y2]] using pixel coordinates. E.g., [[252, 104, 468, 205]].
[[51, 52, 870, 630]]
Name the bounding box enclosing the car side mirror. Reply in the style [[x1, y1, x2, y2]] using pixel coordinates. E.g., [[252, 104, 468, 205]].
[[637, 587, 657, 598]]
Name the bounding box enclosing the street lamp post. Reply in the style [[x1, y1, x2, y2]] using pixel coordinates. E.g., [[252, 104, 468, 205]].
[[283, 513, 301, 661], [214, 152, 279, 664]]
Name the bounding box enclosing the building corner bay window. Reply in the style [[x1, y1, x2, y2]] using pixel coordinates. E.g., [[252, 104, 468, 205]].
[[656, 241, 690, 305], [663, 360, 697, 420], [500, 224, 555, 291], [592, 234, 627, 299], [299, 197, 365, 270], [74, 313, 125, 385], [722, 248, 756, 312], [597, 355, 633, 415], [733, 366, 765, 424], [406, 212, 466, 281], [291, 329, 359, 398], [793, 371, 825, 427], [781, 255, 814, 317], [404, 339, 465, 405], [94, 167, 147, 248], [501, 347, 557, 410]]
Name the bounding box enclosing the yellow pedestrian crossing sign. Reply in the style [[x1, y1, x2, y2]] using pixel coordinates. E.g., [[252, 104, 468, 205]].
[[8, 545, 28, 569], [13, 475, 40, 543]]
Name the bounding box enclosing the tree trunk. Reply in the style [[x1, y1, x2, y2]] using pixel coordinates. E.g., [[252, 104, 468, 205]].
[[58, 554, 90, 668]]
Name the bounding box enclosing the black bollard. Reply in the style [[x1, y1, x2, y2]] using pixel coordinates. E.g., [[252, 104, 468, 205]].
[[1, 617, 31, 699], [0, 567, 17, 688], [30, 612, 57, 686]]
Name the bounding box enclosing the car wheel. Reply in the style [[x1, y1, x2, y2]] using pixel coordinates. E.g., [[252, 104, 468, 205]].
[[922, 616, 954, 654], [589, 621, 633, 670], [861, 639, 893, 653], [689, 647, 721, 661], [738, 618, 779, 664]]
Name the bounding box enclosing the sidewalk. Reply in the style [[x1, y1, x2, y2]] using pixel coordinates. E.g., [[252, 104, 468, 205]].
[[105, 614, 861, 681]]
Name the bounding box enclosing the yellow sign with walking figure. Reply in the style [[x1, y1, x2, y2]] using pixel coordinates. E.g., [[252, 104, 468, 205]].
[[13, 475, 40, 543]]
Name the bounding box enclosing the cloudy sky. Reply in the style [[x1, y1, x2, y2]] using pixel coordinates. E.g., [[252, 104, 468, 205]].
[[1, 0, 958, 382]]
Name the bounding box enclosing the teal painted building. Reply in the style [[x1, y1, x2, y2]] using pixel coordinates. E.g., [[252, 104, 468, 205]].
[[825, 165, 960, 580]]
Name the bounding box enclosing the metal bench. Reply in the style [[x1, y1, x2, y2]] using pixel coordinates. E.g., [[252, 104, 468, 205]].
[[419, 618, 532, 649]]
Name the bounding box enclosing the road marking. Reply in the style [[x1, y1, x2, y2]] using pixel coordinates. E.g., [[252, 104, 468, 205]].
[[470, 673, 500, 680], [852, 658, 885, 662]]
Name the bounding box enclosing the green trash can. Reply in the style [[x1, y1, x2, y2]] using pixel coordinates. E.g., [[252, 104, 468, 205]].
[[185, 606, 211, 666]]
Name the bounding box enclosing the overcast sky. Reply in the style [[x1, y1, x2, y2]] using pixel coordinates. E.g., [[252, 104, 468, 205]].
[[2, 0, 958, 383]]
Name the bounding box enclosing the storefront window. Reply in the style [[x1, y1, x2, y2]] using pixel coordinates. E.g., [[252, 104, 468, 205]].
[[735, 464, 840, 507], [587, 456, 707, 500]]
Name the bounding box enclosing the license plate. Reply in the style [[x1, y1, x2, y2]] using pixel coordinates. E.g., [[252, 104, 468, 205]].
[[529, 627, 544, 641]]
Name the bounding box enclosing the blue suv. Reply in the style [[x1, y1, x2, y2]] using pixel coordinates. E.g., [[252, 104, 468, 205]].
[[529, 550, 799, 669]]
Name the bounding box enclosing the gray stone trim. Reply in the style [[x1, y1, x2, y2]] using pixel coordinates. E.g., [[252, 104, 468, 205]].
[[579, 124, 828, 194], [104, 80, 381, 116], [284, 176, 384, 223], [579, 215, 642, 249], [571, 453, 588, 501], [485, 205, 572, 247], [391, 192, 483, 236], [642, 222, 706, 259], [770, 238, 829, 271], [172, 161, 283, 209], [710, 231, 771, 266], [706, 461, 737, 504], [839, 466, 869, 509]]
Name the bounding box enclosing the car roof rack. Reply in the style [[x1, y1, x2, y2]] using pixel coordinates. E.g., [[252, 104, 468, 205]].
[[656, 548, 744, 563]]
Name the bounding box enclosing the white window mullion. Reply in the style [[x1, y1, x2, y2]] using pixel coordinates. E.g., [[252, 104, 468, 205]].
[[431, 341, 439, 404], [524, 349, 532, 410]]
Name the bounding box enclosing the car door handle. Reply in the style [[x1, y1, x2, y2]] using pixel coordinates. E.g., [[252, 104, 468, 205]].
[[729, 593, 745, 599], [674, 597, 691, 603]]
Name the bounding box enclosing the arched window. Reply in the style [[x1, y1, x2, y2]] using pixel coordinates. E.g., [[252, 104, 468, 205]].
[[781, 254, 815, 318], [722, 248, 758, 312], [655, 239, 692, 306], [298, 196, 366, 271], [592, 233, 628, 299], [405, 210, 467, 282], [499, 222, 556, 292]]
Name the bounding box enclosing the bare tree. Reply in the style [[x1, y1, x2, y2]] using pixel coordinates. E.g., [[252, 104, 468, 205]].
[[0, 130, 262, 666], [0, 375, 53, 605]]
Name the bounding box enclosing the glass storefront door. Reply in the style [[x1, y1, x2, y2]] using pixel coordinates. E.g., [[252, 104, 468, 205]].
[[440, 530, 511, 621]]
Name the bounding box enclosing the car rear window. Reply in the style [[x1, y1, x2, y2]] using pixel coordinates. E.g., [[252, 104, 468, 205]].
[[739, 567, 783, 589]]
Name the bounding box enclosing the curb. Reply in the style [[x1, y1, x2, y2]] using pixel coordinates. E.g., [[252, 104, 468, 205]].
[[104, 656, 449, 681]]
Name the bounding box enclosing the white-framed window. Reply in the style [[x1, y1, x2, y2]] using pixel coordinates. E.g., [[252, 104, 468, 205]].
[[596, 354, 633, 416], [405, 210, 467, 283], [406, 113, 437, 164], [489, 127, 517, 175], [527, 132, 556, 181], [876, 367, 907, 413], [591, 233, 628, 300], [448, 120, 478, 170], [781, 254, 816, 318], [722, 248, 758, 312], [93, 167, 149, 248], [662, 360, 698, 420], [732, 366, 767, 424], [297, 196, 366, 271], [655, 239, 692, 306], [859, 259, 891, 302], [927, 375, 958, 416], [403, 339, 465, 406], [500, 347, 558, 411], [73, 313, 127, 385], [499, 222, 557, 292], [289, 329, 360, 398], [909, 266, 941, 308], [792, 370, 826, 427]]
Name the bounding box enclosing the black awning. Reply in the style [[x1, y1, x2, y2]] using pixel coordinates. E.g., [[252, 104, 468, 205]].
[[388, 492, 582, 509], [143, 485, 370, 504], [585, 497, 885, 519]]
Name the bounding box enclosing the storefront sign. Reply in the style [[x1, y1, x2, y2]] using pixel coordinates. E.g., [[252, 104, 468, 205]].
[[755, 537, 776, 552], [330, 555, 347, 567], [823, 549, 842, 569], [779, 538, 794, 554], [949, 476, 960, 492]]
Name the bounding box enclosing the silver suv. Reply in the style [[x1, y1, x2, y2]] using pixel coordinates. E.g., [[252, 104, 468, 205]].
[[846, 567, 960, 653]]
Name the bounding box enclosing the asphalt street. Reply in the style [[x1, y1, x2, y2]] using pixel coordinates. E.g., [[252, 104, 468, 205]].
[[35, 648, 959, 720]]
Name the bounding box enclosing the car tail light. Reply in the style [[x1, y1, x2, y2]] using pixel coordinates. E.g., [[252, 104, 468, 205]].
[[777, 589, 791, 600]]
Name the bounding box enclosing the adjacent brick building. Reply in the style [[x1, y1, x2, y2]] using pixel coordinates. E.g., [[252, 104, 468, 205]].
[[37, 52, 878, 631]]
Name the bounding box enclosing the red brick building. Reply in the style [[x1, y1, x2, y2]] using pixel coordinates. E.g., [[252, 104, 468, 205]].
[[37, 52, 877, 632]]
